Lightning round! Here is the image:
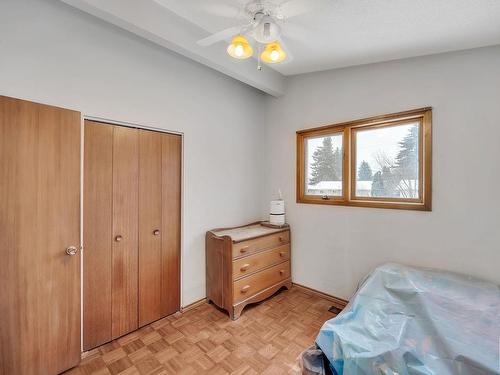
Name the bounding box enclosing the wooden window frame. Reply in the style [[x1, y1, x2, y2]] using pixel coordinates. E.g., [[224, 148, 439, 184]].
[[296, 107, 432, 211]]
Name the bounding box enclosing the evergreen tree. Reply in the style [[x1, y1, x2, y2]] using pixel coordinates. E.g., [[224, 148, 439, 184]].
[[371, 167, 398, 197], [396, 126, 418, 179], [371, 171, 384, 196], [333, 147, 342, 179], [309, 137, 341, 185], [357, 160, 373, 181], [395, 125, 419, 197], [381, 166, 399, 197]]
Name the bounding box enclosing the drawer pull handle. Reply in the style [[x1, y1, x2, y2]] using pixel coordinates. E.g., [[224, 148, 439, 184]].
[[241, 285, 251, 293], [240, 264, 250, 272], [279, 251, 286, 257], [240, 246, 249, 253], [280, 270, 285, 275], [115, 235, 123, 242], [279, 236, 284, 242]]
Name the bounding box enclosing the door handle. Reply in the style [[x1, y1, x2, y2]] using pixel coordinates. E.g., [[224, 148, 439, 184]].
[[66, 246, 79, 256]]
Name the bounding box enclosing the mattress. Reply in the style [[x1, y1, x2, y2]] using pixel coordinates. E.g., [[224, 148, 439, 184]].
[[315, 263, 500, 375]]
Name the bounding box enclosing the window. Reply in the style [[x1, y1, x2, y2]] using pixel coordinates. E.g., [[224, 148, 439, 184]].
[[305, 133, 343, 197], [297, 108, 432, 210]]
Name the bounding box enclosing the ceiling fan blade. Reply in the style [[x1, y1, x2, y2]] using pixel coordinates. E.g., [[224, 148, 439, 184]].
[[278, 0, 332, 19], [197, 26, 242, 47], [199, 3, 244, 19], [278, 37, 294, 63]]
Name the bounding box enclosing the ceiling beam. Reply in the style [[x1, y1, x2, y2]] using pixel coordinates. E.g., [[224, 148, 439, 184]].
[[60, 0, 286, 96]]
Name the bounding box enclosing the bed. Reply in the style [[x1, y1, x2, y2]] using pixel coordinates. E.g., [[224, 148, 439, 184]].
[[306, 263, 500, 375]]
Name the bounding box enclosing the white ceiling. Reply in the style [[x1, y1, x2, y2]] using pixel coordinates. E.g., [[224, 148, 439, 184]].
[[62, 0, 500, 95]]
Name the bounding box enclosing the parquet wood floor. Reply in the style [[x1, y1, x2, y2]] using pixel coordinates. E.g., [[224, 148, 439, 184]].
[[65, 287, 336, 375]]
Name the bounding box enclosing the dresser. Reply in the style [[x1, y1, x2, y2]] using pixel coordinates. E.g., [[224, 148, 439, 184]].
[[206, 222, 291, 320]]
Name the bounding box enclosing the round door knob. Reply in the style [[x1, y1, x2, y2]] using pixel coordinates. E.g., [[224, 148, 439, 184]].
[[115, 235, 123, 242], [153, 229, 160, 236], [66, 246, 79, 256]]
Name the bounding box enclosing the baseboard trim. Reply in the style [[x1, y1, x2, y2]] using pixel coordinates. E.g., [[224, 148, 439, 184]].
[[181, 284, 348, 313], [181, 298, 207, 313], [292, 282, 348, 309]]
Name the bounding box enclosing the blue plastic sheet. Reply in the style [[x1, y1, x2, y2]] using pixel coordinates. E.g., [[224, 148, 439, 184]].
[[316, 263, 500, 375]]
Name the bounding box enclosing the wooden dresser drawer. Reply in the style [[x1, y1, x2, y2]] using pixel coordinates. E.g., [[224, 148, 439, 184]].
[[207, 222, 291, 320], [233, 244, 290, 280], [233, 231, 289, 259], [233, 261, 290, 303]]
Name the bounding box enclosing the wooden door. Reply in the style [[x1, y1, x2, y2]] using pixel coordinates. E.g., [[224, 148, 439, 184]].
[[138, 131, 181, 325], [161, 133, 182, 316], [0, 96, 81, 374], [138, 130, 163, 326], [83, 121, 113, 350], [111, 126, 139, 338]]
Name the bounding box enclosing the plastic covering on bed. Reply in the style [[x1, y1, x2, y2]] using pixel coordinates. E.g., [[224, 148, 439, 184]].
[[315, 263, 500, 375]]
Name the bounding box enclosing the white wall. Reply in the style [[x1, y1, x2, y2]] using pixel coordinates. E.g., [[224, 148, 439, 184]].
[[2, 0, 499, 305], [264, 46, 500, 299], [0, 0, 267, 306]]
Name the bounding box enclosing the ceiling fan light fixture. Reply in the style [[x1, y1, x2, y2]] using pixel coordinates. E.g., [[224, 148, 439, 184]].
[[253, 16, 281, 44], [227, 35, 253, 59], [261, 41, 286, 63]]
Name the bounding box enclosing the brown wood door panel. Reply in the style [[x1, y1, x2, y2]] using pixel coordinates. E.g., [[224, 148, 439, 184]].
[[83, 121, 113, 350], [138, 130, 163, 327], [161, 133, 181, 316], [111, 125, 139, 339], [0, 96, 81, 374]]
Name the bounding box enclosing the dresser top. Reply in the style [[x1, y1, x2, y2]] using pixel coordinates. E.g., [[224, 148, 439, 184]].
[[209, 222, 289, 243]]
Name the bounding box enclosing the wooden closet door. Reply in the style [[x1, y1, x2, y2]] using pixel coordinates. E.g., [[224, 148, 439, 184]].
[[161, 133, 182, 316], [112, 126, 139, 338], [0, 96, 81, 375], [138, 130, 163, 326], [83, 121, 113, 350]]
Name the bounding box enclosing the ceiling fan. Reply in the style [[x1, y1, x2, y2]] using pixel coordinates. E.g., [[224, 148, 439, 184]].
[[198, 0, 330, 66], [156, 0, 331, 68]]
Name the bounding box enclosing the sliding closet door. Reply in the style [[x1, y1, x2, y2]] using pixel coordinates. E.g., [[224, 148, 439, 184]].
[[161, 133, 182, 316], [83, 121, 113, 350], [112, 126, 139, 338], [138, 131, 181, 325], [0, 96, 81, 374], [83, 122, 180, 346], [138, 130, 163, 326]]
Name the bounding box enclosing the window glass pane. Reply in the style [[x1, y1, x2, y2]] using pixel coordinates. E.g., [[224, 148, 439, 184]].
[[305, 133, 343, 196], [355, 122, 420, 199]]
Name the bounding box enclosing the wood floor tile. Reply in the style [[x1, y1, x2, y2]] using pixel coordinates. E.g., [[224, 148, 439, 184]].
[[65, 287, 336, 375]]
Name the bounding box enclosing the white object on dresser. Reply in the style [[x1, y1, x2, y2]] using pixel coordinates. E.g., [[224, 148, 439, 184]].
[[270, 190, 285, 225]]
